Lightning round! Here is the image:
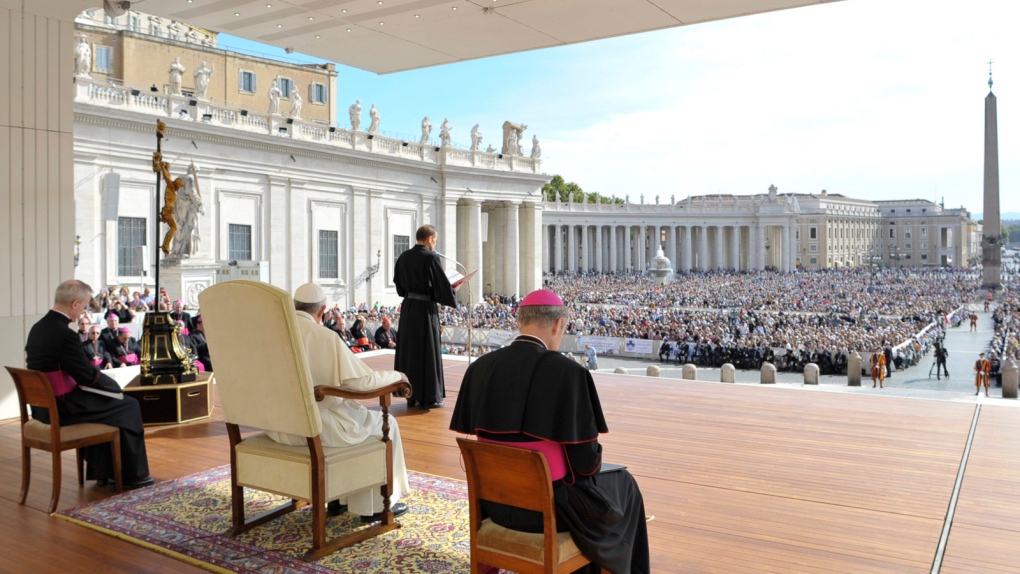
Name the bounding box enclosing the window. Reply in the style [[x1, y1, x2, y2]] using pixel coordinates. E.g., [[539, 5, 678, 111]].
[[905, 230, 912, 239], [810, 257, 817, 265], [278, 77, 295, 98], [905, 254, 912, 260], [907, 209, 911, 213], [809, 227, 817, 240], [809, 244, 818, 252], [921, 242, 928, 250], [889, 229, 896, 239], [94, 46, 113, 73], [905, 243, 912, 250], [311, 83, 328, 104], [239, 70, 257, 94], [228, 224, 252, 261], [105, 14, 118, 25], [394, 235, 410, 259], [921, 254, 928, 260], [317, 230, 339, 279], [117, 217, 146, 276], [149, 23, 163, 37], [921, 228, 928, 238], [129, 14, 142, 32]]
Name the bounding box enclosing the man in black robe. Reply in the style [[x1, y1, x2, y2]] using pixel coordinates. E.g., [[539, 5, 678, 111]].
[[374, 317, 397, 350], [25, 280, 152, 488], [81, 326, 114, 369], [393, 225, 457, 409], [450, 289, 650, 573], [100, 313, 120, 349]]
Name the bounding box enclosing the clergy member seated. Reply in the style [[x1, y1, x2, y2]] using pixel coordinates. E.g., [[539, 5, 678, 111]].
[[450, 289, 650, 574], [77, 316, 92, 342], [111, 327, 141, 367], [100, 313, 120, 349], [26, 280, 152, 489], [349, 317, 378, 352], [374, 317, 397, 350], [266, 283, 410, 521], [82, 325, 114, 370], [191, 315, 213, 372]]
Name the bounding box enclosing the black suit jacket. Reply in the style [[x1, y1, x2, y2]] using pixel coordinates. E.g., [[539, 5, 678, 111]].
[[374, 326, 397, 348], [26, 310, 121, 394]]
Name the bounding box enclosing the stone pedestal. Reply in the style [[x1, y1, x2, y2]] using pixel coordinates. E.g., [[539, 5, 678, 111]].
[[760, 363, 777, 384], [721, 363, 735, 383], [848, 352, 862, 386], [614, 367, 628, 375], [804, 363, 819, 385], [646, 365, 661, 377], [1002, 360, 1018, 399], [682, 364, 697, 380], [159, 260, 220, 310], [73, 75, 92, 102]]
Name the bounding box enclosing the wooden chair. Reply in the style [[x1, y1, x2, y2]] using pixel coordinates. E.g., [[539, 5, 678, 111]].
[[5, 366, 123, 514], [199, 280, 412, 560], [457, 437, 606, 574]]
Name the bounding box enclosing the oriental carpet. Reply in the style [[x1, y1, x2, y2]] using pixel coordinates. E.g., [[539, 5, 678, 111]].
[[55, 466, 473, 573]]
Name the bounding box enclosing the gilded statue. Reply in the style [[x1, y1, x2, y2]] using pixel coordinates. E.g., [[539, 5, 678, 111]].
[[158, 161, 184, 255]]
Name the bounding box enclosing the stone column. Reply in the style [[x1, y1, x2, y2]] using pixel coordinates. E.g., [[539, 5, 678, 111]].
[[666, 226, 677, 270], [542, 225, 550, 274], [756, 224, 766, 270], [502, 201, 520, 296], [553, 223, 563, 272], [483, 204, 496, 295], [698, 226, 708, 271], [782, 224, 792, 271], [519, 202, 542, 295], [567, 224, 577, 273], [579, 224, 590, 273], [637, 225, 646, 271], [730, 226, 740, 271], [983, 86, 1001, 288], [620, 227, 628, 271], [595, 225, 604, 272], [713, 226, 723, 271], [609, 226, 618, 272], [682, 226, 692, 272]]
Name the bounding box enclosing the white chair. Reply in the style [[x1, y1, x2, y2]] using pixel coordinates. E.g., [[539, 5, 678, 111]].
[[199, 280, 410, 560]]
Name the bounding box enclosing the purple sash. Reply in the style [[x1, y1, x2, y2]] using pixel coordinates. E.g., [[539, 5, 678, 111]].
[[118, 353, 139, 366], [91, 357, 104, 367], [42, 370, 78, 397], [194, 360, 206, 372]]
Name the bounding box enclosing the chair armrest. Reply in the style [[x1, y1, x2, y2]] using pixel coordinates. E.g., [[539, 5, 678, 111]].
[[313, 378, 411, 402]]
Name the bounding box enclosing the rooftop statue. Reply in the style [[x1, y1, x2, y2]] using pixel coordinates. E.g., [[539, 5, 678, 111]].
[[470, 124, 482, 151], [439, 118, 452, 147], [530, 135, 541, 159], [193, 61, 213, 100], [74, 35, 91, 78], [349, 100, 362, 131], [168, 57, 185, 95], [367, 104, 380, 134], [268, 79, 282, 115], [419, 116, 432, 144]]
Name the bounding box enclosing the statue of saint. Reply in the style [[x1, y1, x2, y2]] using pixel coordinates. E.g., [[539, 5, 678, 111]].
[[439, 118, 452, 147], [170, 162, 204, 261], [485, 144, 495, 153], [419, 116, 432, 144], [192, 61, 213, 99], [470, 124, 482, 151], [640, 194, 645, 204], [168, 57, 185, 95], [268, 79, 282, 115], [349, 100, 362, 131], [501, 121, 527, 155], [530, 135, 541, 160], [506, 129, 519, 156], [671, 194, 676, 205], [158, 161, 184, 256], [367, 104, 380, 134], [74, 35, 91, 78], [289, 89, 303, 119], [655, 194, 660, 204]]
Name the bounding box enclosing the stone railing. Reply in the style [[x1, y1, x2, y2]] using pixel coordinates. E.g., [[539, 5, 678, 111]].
[[73, 76, 542, 175]]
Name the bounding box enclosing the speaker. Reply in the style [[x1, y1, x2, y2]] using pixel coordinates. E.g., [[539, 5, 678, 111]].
[[102, 172, 121, 222]]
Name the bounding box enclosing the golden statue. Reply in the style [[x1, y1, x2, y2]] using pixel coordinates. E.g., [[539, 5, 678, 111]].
[[158, 161, 183, 255]]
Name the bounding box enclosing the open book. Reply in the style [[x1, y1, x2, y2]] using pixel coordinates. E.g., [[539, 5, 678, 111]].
[[446, 269, 478, 289], [80, 386, 124, 400]]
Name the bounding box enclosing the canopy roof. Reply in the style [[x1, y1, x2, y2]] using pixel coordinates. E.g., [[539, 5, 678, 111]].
[[150, 0, 839, 74]]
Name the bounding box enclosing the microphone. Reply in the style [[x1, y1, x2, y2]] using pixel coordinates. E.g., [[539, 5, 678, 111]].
[[433, 251, 467, 273]]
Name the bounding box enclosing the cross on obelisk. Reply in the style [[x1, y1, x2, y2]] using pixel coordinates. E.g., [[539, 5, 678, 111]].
[[982, 61, 1001, 289]]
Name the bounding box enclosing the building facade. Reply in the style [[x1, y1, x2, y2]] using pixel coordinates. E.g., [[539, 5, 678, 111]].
[[543, 188, 979, 273]]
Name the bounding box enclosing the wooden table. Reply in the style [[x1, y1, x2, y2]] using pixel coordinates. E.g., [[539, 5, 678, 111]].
[[123, 372, 213, 426]]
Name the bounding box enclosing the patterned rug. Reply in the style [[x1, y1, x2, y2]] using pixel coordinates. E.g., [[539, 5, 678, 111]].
[[56, 466, 473, 573]]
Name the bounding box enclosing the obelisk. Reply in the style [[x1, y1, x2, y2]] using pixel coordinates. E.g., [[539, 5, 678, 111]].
[[982, 67, 1001, 289]]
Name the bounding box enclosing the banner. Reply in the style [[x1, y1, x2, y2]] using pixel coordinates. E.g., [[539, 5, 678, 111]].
[[576, 336, 621, 355], [487, 330, 518, 347], [623, 338, 654, 354]]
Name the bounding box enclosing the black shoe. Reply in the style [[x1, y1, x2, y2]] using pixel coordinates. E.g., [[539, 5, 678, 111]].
[[421, 401, 444, 409], [123, 476, 155, 490], [407, 399, 417, 408], [327, 500, 348, 517], [360, 502, 408, 523]]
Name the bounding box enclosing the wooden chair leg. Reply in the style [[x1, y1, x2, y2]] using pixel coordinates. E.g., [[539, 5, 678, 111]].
[[49, 449, 62, 514], [76, 448, 84, 486], [19, 445, 31, 505], [110, 434, 123, 493]]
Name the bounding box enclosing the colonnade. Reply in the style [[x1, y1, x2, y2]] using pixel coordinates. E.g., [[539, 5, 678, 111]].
[[459, 198, 541, 299], [543, 222, 798, 274]]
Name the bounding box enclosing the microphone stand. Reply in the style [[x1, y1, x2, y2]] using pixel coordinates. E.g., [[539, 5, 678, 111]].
[[436, 252, 473, 364]]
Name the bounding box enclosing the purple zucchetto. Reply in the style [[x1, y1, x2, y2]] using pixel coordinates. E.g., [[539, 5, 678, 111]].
[[519, 289, 564, 307]]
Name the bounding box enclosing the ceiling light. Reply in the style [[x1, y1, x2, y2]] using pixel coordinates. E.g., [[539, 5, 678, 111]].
[[266, 3, 272, 7], [452, 6, 457, 9], [341, 8, 347, 12], [277, 24, 282, 27], [379, 21, 384, 25], [378, 1, 383, 4], [315, 35, 320, 38], [234, 12, 240, 16], [414, 14, 420, 18], [346, 28, 352, 32], [308, 16, 314, 20]]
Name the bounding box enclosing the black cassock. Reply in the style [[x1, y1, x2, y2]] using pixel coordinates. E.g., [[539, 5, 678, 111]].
[[393, 244, 456, 406], [25, 310, 150, 481], [450, 336, 650, 574]]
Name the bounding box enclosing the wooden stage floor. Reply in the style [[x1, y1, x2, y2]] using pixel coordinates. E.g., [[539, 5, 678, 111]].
[[2, 355, 1018, 573]]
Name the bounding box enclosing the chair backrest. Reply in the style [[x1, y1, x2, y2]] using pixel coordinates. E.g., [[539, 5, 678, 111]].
[[5, 366, 58, 427], [198, 280, 321, 438], [457, 437, 554, 514]]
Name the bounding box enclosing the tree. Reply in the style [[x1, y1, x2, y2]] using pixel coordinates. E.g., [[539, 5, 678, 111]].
[[542, 174, 625, 204]]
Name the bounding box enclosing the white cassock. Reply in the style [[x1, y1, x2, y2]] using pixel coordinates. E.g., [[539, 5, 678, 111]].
[[267, 310, 409, 516]]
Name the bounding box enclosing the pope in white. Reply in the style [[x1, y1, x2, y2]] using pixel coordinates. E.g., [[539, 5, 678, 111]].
[[267, 282, 410, 520]]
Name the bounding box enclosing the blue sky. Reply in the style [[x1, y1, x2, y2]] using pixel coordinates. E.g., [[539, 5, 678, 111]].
[[218, 0, 1020, 214]]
